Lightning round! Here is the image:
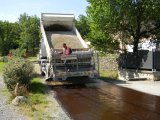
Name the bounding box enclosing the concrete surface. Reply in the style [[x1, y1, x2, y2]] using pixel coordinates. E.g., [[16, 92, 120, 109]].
[[117, 80, 160, 96], [102, 79, 160, 96]]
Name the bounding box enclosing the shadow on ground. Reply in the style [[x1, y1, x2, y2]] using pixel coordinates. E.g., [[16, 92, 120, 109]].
[[99, 76, 127, 84]]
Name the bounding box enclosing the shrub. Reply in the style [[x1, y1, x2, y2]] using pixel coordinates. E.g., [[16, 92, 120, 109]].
[[10, 48, 27, 58], [3, 58, 33, 96], [0, 56, 8, 62]]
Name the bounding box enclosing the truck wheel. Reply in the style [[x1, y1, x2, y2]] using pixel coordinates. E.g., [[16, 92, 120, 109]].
[[53, 74, 56, 81], [41, 71, 45, 76], [45, 72, 49, 80], [40, 67, 45, 76]]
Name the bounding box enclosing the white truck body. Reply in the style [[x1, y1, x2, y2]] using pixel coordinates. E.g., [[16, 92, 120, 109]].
[[38, 13, 99, 80]]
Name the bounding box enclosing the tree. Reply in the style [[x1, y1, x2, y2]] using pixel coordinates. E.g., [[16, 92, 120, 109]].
[[0, 21, 20, 55], [0, 13, 40, 56], [86, 1, 120, 52], [75, 15, 90, 39], [87, 0, 160, 52], [18, 13, 40, 55]]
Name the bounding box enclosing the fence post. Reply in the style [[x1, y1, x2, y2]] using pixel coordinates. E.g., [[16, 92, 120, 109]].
[[97, 52, 100, 76], [136, 51, 138, 70], [125, 53, 127, 69], [152, 49, 156, 72]]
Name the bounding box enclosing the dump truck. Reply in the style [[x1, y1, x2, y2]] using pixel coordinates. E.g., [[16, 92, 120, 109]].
[[38, 13, 99, 81]]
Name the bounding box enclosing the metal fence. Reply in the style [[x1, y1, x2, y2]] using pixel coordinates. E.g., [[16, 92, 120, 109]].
[[118, 50, 160, 71]]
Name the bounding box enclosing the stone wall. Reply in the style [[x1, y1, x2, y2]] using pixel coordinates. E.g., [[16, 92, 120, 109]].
[[99, 54, 118, 71]]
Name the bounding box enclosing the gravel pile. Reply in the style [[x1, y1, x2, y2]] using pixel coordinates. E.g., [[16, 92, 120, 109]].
[[46, 31, 83, 49]]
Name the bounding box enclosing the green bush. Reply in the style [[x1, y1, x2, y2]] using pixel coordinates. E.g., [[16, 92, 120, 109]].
[[0, 56, 8, 62], [10, 48, 27, 58], [3, 58, 33, 94]]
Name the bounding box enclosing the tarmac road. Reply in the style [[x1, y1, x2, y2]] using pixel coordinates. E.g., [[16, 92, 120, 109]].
[[51, 79, 160, 120]]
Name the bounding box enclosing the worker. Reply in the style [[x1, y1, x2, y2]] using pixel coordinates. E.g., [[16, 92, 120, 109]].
[[57, 43, 72, 55], [61, 43, 72, 72], [62, 43, 72, 55]]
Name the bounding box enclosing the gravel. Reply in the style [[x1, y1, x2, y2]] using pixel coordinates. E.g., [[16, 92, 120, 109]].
[[46, 90, 71, 120], [46, 31, 83, 49], [0, 74, 27, 120]]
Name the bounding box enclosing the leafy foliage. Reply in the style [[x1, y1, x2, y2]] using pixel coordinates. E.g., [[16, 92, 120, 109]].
[[75, 14, 119, 52], [18, 13, 40, 55], [0, 62, 6, 73], [88, 24, 119, 52], [0, 21, 20, 56], [85, 1, 120, 52], [10, 48, 27, 58], [3, 58, 33, 92], [0, 13, 40, 56], [87, 0, 160, 52], [75, 15, 90, 39]]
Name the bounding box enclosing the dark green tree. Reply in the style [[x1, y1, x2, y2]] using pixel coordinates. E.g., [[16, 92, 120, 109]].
[[75, 15, 90, 39], [87, 0, 160, 52], [0, 13, 40, 56], [18, 13, 40, 55], [0, 21, 20, 55]]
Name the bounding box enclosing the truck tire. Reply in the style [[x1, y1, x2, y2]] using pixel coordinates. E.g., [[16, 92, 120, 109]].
[[53, 73, 56, 81], [45, 71, 49, 80], [40, 66, 45, 76], [41, 71, 45, 76]]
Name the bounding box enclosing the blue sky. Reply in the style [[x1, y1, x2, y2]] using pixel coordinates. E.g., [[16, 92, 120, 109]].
[[0, 0, 88, 22]]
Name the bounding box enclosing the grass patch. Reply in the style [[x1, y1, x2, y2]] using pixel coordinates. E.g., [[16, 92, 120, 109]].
[[27, 57, 37, 62], [0, 62, 6, 73], [0, 88, 15, 104], [98, 53, 119, 58], [0, 88, 10, 96], [19, 77, 51, 119], [100, 70, 118, 81], [0, 61, 51, 119]]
